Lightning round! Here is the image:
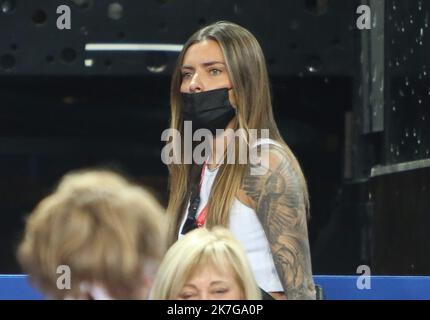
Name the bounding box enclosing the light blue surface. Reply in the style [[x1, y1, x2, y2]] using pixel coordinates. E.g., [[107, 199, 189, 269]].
[[0, 275, 44, 300], [1, 275, 430, 300], [313, 275, 430, 300]]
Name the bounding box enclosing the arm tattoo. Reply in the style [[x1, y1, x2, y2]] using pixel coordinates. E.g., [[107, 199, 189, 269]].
[[243, 148, 316, 300]]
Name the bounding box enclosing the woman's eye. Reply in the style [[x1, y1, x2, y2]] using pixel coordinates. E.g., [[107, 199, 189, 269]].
[[181, 72, 191, 79], [209, 68, 221, 75], [180, 292, 195, 299], [213, 288, 228, 294]]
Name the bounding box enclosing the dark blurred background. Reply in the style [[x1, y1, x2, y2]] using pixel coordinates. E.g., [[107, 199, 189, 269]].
[[1, 0, 429, 275]]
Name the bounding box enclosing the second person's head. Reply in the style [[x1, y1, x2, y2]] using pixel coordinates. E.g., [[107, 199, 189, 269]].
[[150, 227, 261, 300]]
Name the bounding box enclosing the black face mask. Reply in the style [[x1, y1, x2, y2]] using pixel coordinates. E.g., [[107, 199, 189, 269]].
[[181, 87, 236, 135]]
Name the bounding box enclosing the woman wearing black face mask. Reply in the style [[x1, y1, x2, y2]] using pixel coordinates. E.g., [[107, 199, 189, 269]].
[[165, 21, 316, 300], [181, 87, 236, 136]]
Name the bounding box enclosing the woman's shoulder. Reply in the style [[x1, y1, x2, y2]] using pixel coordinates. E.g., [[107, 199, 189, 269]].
[[249, 138, 291, 173], [243, 138, 304, 199]]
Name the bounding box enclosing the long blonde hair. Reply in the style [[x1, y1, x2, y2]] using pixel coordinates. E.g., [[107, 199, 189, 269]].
[[150, 227, 261, 300], [167, 21, 309, 242]]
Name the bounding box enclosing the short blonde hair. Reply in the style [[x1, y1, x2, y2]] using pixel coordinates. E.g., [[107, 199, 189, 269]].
[[17, 169, 167, 299], [150, 227, 261, 300]]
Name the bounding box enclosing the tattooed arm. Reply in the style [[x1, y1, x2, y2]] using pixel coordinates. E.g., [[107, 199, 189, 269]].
[[242, 146, 316, 300]]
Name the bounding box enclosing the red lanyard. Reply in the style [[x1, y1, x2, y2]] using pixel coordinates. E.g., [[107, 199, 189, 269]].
[[195, 163, 208, 227]]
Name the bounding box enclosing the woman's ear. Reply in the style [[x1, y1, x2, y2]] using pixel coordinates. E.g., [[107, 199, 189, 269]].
[[228, 88, 237, 108]]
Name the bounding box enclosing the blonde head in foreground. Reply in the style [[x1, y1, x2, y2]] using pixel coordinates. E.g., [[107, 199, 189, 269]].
[[17, 169, 167, 299], [150, 227, 261, 300]]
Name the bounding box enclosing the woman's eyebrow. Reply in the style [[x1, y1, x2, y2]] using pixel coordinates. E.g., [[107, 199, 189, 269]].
[[201, 61, 226, 67], [210, 280, 228, 286], [181, 61, 226, 70], [181, 65, 194, 71]]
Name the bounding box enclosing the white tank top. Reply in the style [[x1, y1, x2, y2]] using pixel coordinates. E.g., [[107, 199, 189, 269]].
[[178, 139, 284, 293]]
